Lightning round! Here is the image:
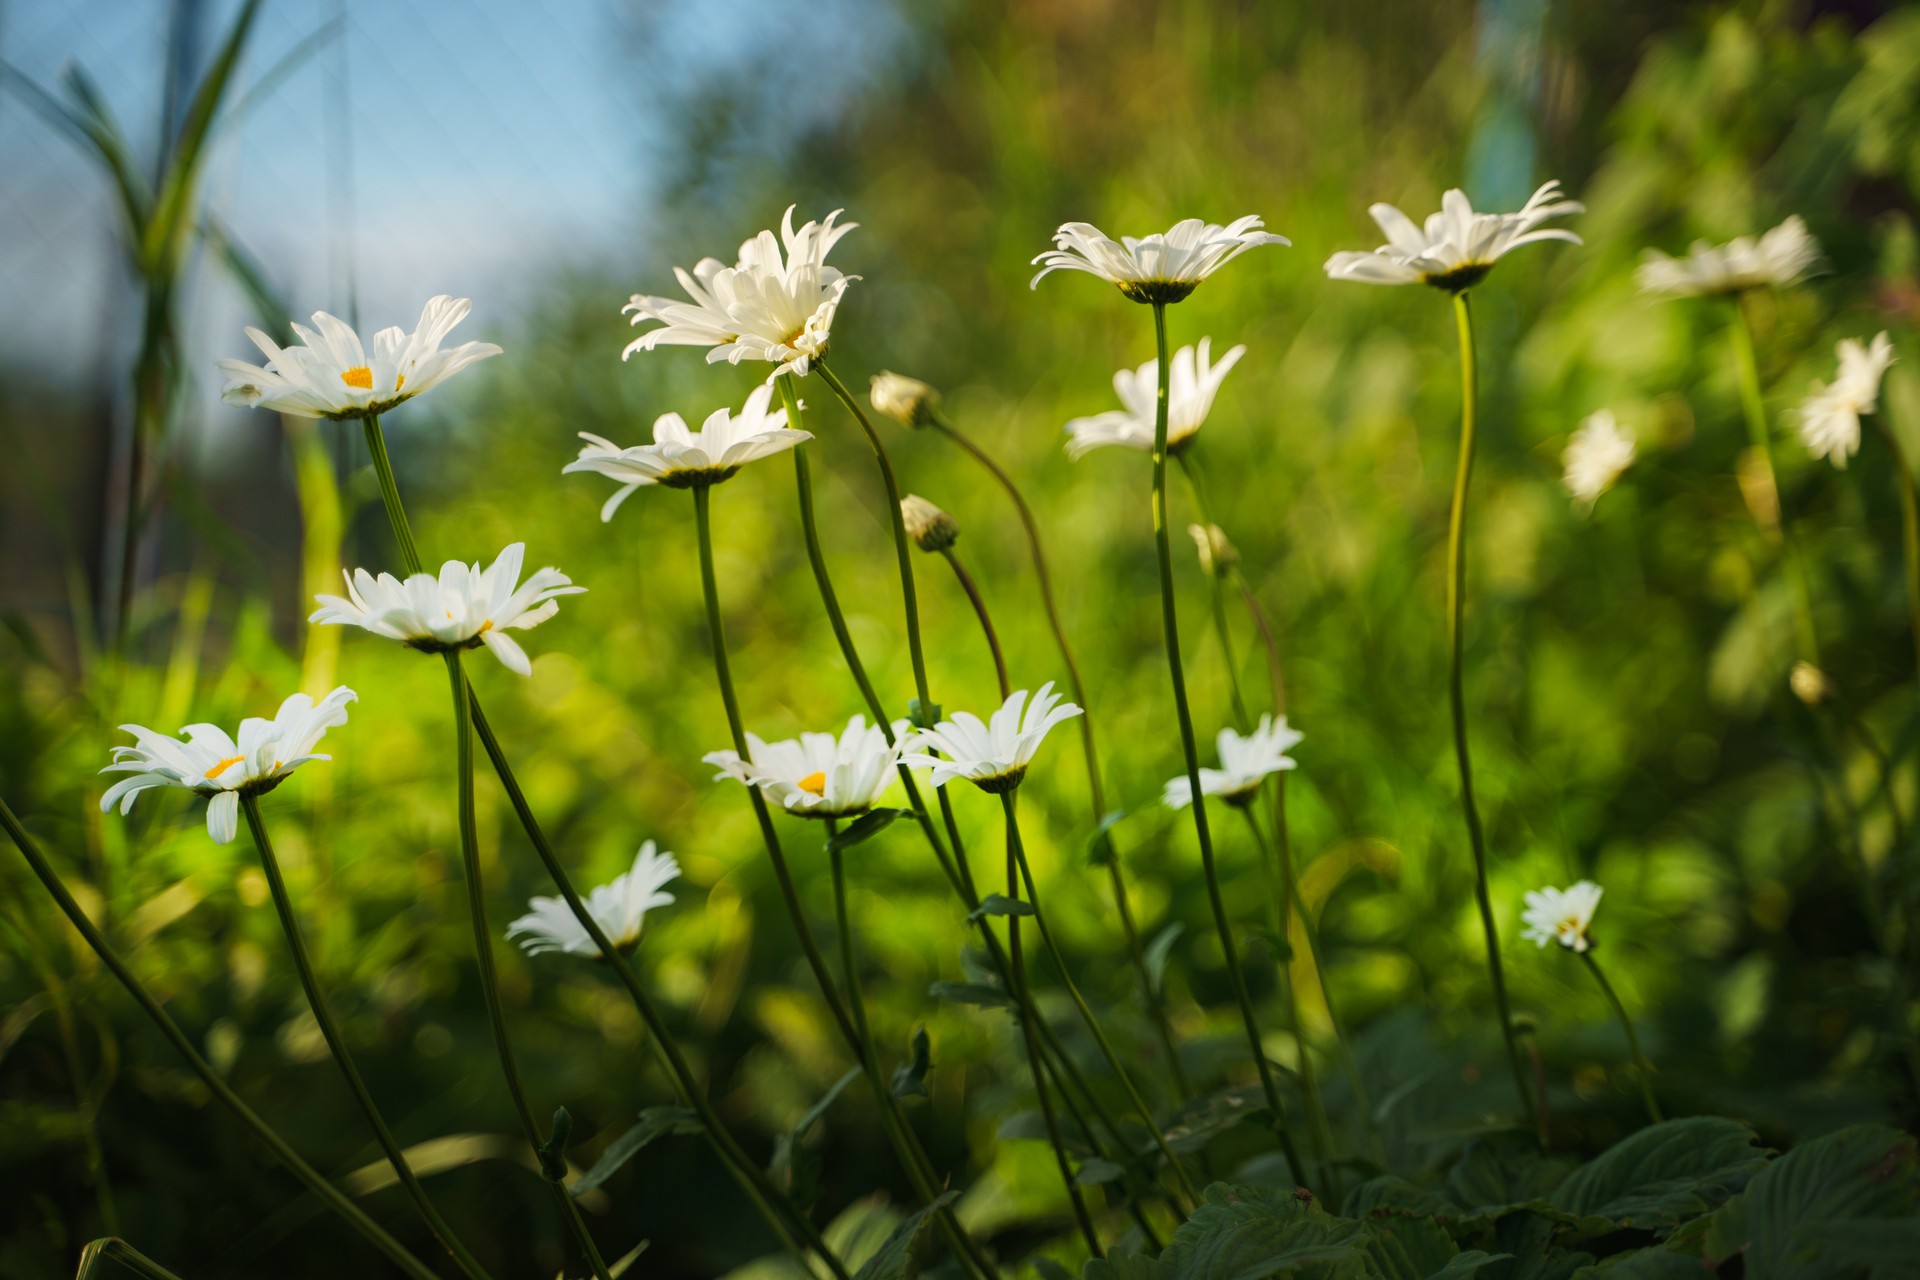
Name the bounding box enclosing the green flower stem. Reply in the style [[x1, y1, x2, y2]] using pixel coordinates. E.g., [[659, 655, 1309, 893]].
[[464, 697, 847, 1280], [361, 415, 423, 576], [1728, 300, 1820, 664], [1576, 951, 1662, 1124], [239, 794, 497, 1280], [999, 791, 1104, 1256], [825, 822, 877, 1057], [692, 485, 996, 1280], [443, 651, 614, 1280], [927, 415, 1191, 1099], [1235, 805, 1333, 1194], [778, 380, 971, 903], [1150, 302, 1308, 1188], [1875, 413, 1920, 687], [76, 1236, 189, 1280], [360, 416, 842, 1275], [939, 548, 1010, 698], [0, 798, 445, 1280], [1447, 292, 1536, 1129], [1174, 452, 1252, 730]]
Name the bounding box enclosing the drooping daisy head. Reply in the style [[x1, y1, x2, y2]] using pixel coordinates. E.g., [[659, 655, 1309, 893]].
[[1031, 217, 1289, 305], [900, 494, 959, 553], [1520, 880, 1604, 954], [218, 296, 501, 420], [870, 372, 940, 429], [623, 206, 859, 381], [1562, 410, 1637, 511], [1324, 181, 1583, 292], [1636, 216, 1823, 299], [507, 841, 680, 957], [1794, 332, 1895, 470], [705, 715, 912, 820], [1162, 714, 1301, 810], [902, 683, 1083, 794], [1064, 338, 1246, 459], [99, 687, 357, 844], [310, 543, 583, 676], [1189, 523, 1238, 578], [563, 385, 811, 517]]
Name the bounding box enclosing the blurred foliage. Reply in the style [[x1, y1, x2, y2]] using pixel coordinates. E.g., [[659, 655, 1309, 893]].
[[4, 0, 1920, 1277]]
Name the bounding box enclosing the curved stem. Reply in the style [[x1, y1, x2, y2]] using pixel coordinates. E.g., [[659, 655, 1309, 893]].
[[1578, 952, 1661, 1124], [443, 652, 612, 1280], [361, 415, 423, 576], [241, 794, 496, 1280], [1175, 452, 1251, 731], [0, 799, 444, 1280], [940, 549, 1010, 698], [929, 415, 1189, 1098], [1150, 302, 1307, 1187], [999, 791, 1104, 1255], [1728, 300, 1820, 664], [693, 484, 994, 1280], [1877, 413, 1920, 688], [1448, 292, 1536, 1130]]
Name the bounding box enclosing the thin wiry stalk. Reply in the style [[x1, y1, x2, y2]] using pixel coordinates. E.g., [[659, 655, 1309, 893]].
[[1577, 952, 1662, 1124], [1727, 299, 1820, 664]]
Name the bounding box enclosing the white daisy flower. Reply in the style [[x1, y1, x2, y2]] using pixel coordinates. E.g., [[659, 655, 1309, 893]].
[[217, 296, 501, 420], [310, 543, 583, 677], [563, 385, 812, 518], [1064, 338, 1246, 459], [1562, 410, 1637, 510], [1520, 880, 1605, 954], [99, 687, 357, 844], [507, 842, 680, 957], [902, 683, 1083, 794], [1636, 216, 1823, 299], [1162, 714, 1302, 810], [623, 206, 858, 381], [1793, 333, 1895, 470], [900, 494, 959, 552], [704, 715, 912, 820], [1324, 181, 1583, 291], [1030, 216, 1289, 305], [869, 372, 940, 428]]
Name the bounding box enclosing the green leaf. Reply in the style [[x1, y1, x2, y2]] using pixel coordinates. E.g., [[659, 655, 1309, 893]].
[[1361, 1214, 1506, 1280], [907, 698, 942, 729], [1145, 922, 1185, 997], [1703, 1124, 1920, 1280], [968, 893, 1035, 921], [1163, 1085, 1276, 1156], [1341, 1176, 1457, 1221], [1077, 1156, 1128, 1186], [1033, 1258, 1079, 1280], [570, 1106, 701, 1197], [75, 1239, 188, 1280], [1445, 1135, 1578, 1224], [1085, 809, 1126, 867], [997, 1110, 1093, 1157], [929, 980, 1010, 1009], [143, 0, 265, 272], [1548, 1116, 1766, 1234], [828, 808, 907, 853], [1149, 1183, 1370, 1280], [890, 1027, 932, 1100], [1569, 1249, 1722, 1279], [851, 1190, 960, 1280], [204, 218, 294, 345], [769, 1067, 862, 1210]]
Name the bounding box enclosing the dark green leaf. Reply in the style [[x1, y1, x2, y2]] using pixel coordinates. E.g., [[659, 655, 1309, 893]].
[[1704, 1124, 1920, 1280], [75, 1239, 189, 1280], [1342, 1176, 1457, 1221], [997, 1110, 1093, 1157], [1085, 809, 1126, 867], [1077, 1157, 1128, 1185], [929, 980, 1010, 1009], [1549, 1116, 1766, 1234], [891, 1027, 933, 1100], [770, 1067, 862, 1210], [1033, 1258, 1078, 1280], [1446, 1135, 1577, 1224], [1151, 1183, 1370, 1280], [829, 808, 907, 852], [570, 1106, 701, 1197], [1145, 922, 1185, 996], [851, 1190, 960, 1280], [1163, 1085, 1275, 1156], [1569, 1249, 1721, 1279], [907, 698, 942, 729], [968, 893, 1035, 921], [1361, 1213, 1506, 1280]]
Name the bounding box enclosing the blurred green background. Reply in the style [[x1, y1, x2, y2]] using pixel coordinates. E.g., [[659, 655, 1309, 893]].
[[5, 0, 1920, 1275]]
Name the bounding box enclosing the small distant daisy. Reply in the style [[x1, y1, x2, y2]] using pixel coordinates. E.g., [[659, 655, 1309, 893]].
[[1521, 880, 1605, 954], [705, 715, 912, 820], [99, 687, 357, 844], [1064, 338, 1245, 459], [1562, 410, 1637, 510], [507, 842, 680, 957], [1636, 216, 1823, 299], [1031, 216, 1289, 305], [1162, 714, 1302, 809], [624, 206, 858, 380], [1794, 333, 1895, 470], [310, 543, 583, 677], [1324, 181, 1583, 292], [563, 385, 811, 516], [903, 683, 1083, 794], [218, 296, 501, 420]]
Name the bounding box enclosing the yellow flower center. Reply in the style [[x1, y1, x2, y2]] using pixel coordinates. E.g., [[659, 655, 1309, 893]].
[[340, 367, 403, 391], [204, 754, 245, 780], [797, 771, 827, 796]]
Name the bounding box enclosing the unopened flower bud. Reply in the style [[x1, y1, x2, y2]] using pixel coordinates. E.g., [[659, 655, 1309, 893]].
[[1789, 660, 1834, 707], [901, 494, 959, 552], [870, 372, 941, 428], [1188, 523, 1238, 577]]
